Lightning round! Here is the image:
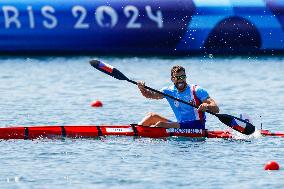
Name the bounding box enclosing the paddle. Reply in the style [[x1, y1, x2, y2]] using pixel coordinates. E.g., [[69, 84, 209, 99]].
[[90, 60, 255, 135]]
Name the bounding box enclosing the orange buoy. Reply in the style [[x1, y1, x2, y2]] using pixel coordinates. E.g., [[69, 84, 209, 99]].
[[91, 100, 103, 108], [264, 161, 280, 170]]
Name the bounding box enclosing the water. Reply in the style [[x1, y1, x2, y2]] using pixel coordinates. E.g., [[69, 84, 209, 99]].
[[0, 56, 284, 188]]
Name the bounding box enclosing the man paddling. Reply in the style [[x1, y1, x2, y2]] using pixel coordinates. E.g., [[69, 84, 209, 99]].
[[137, 65, 219, 129]]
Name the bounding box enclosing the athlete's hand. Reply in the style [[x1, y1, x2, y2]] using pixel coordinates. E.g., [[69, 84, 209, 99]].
[[137, 81, 146, 90], [198, 103, 209, 112], [137, 81, 163, 99]]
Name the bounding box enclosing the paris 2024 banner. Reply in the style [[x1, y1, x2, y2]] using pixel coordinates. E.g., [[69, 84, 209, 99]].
[[0, 0, 283, 55]]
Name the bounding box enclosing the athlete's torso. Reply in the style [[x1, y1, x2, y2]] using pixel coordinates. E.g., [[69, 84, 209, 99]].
[[162, 84, 209, 122]]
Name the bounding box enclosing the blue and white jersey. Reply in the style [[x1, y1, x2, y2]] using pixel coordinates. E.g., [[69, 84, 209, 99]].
[[162, 84, 209, 122]]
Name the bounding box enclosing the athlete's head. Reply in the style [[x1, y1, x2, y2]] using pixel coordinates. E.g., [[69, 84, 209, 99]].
[[171, 65, 187, 92]]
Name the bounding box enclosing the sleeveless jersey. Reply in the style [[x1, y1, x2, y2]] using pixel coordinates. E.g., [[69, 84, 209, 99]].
[[162, 84, 209, 122]]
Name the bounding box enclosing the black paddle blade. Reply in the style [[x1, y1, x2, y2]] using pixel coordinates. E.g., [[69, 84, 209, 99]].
[[89, 60, 128, 81], [216, 114, 255, 135]]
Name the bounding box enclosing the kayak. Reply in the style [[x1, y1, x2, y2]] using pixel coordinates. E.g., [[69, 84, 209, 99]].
[[0, 125, 282, 140], [0, 125, 232, 140]]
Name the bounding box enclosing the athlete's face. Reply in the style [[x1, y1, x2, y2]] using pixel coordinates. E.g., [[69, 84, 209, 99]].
[[171, 70, 187, 92]]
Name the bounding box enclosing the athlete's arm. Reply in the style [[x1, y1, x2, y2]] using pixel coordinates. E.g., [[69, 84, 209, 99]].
[[137, 81, 164, 99], [198, 97, 219, 113]]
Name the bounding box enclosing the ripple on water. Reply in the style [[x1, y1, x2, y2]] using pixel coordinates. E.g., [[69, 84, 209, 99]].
[[0, 57, 284, 188]]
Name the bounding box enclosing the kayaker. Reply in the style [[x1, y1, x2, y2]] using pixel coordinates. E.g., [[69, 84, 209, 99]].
[[137, 65, 219, 129]]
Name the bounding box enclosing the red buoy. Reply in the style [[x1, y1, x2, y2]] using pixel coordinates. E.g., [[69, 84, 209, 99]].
[[91, 100, 103, 108], [264, 161, 280, 170]]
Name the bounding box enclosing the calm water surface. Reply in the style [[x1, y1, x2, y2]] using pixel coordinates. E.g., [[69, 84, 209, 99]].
[[0, 56, 283, 188]]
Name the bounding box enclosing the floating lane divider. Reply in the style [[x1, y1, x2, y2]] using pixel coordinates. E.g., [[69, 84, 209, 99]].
[[90, 60, 256, 135]]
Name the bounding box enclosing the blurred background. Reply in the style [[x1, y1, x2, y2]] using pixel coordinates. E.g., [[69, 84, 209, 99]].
[[0, 0, 283, 55]]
